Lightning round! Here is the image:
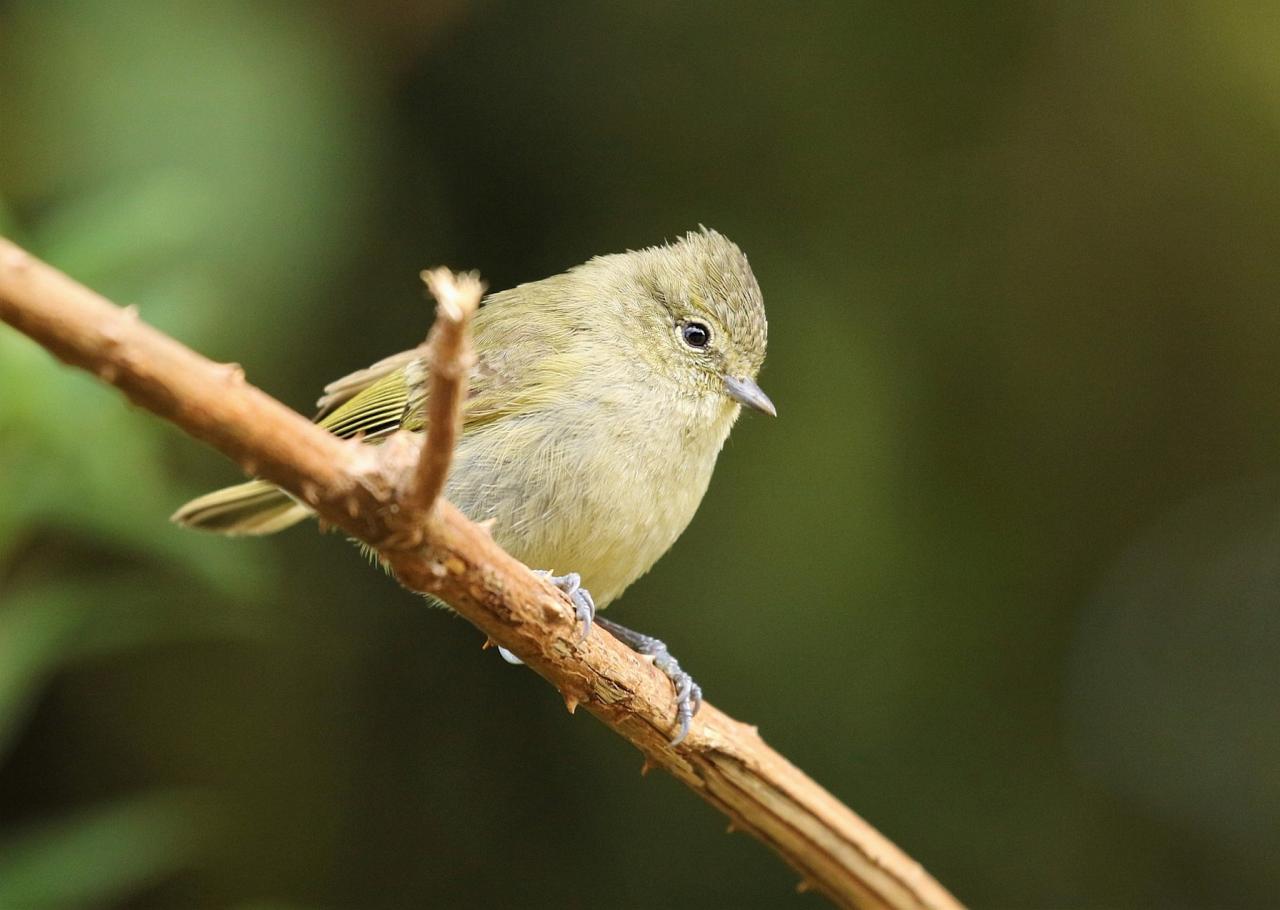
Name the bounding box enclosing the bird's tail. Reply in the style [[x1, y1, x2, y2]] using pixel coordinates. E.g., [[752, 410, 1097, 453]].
[[171, 479, 312, 536]]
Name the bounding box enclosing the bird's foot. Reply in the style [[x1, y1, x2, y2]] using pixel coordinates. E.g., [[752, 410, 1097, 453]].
[[596, 617, 703, 746], [496, 570, 597, 666], [534, 570, 596, 640]]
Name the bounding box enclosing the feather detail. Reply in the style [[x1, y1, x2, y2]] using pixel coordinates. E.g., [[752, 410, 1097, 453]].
[[318, 370, 413, 440], [314, 349, 422, 417], [170, 479, 311, 535]]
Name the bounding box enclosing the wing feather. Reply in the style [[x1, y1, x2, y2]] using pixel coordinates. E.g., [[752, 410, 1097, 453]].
[[314, 349, 422, 418], [317, 369, 415, 441], [311, 285, 582, 443]]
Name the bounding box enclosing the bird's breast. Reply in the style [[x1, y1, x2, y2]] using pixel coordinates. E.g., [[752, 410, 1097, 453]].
[[445, 391, 735, 607]]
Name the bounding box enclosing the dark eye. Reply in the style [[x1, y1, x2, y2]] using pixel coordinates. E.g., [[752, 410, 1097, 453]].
[[681, 321, 711, 349]]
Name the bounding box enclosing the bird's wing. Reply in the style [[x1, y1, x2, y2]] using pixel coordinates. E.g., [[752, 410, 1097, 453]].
[[317, 366, 418, 440], [312, 349, 550, 444], [315, 349, 423, 418], [311, 286, 582, 442]]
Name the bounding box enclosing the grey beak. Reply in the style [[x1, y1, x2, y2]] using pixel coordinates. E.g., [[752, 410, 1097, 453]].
[[723, 375, 777, 417]]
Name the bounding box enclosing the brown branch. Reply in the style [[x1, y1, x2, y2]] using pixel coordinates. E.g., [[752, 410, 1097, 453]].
[[407, 267, 483, 516], [0, 236, 965, 910]]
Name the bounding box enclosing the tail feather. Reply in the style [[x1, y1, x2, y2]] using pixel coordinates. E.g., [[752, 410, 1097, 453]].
[[171, 479, 312, 536]]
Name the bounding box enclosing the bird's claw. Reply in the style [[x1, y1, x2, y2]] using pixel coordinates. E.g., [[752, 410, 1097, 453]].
[[595, 617, 702, 745], [493, 570, 595, 667], [499, 576, 701, 745], [535, 570, 595, 641], [653, 651, 703, 746]]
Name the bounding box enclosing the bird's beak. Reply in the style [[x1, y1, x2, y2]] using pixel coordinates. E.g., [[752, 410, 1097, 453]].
[[723, 375, 777, 417]]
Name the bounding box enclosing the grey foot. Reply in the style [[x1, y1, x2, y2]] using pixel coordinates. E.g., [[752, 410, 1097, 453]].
[[496, 570, 597, 667], [535, 570, 596, 640], [596, 617, 703, 746]]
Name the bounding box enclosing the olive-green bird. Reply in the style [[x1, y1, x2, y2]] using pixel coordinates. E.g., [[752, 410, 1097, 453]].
[[173, 227, 774, 742]]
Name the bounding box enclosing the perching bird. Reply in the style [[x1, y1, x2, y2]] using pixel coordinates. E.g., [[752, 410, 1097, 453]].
[[172, 227, 773, 742]]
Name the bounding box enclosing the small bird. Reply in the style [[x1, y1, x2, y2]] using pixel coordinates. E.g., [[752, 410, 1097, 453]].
[[172, 227, 774, 743]]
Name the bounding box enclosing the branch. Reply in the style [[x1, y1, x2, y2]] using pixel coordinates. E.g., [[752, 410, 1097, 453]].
[[408, 267, 482, 515], [0, 237, 964, 910]]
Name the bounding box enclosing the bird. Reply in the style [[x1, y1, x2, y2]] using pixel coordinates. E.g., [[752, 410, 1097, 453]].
[[172, 227, 774, 743]]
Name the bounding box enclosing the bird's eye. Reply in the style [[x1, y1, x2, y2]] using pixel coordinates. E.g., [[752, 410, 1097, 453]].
[[681, 321, 711, 349]]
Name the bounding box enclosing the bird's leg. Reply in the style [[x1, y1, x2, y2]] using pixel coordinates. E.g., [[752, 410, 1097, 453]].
[[495, 570, 596, 666], [595, 617, 703, 746]]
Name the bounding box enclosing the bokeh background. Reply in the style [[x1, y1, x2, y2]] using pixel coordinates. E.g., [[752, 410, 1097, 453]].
[[2, 2, 1278, 907]]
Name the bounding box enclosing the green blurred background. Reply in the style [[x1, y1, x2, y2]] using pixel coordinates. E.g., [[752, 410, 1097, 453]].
[[2, 2, 1278, 907]]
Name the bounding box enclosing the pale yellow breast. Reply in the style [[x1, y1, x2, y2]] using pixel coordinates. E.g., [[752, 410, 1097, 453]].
[[445, 391, 739, 607]]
